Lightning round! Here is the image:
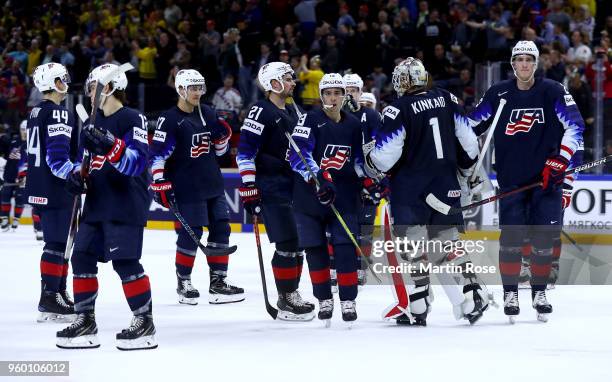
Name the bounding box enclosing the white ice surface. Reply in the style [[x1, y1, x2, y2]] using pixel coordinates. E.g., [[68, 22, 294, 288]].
[[1, 227, 611, 382]]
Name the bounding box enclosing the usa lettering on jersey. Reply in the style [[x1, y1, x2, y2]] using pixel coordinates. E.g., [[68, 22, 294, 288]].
[[505, 108, 545, 135], [320, 144, 351, 170], [191, 132, 211, 157]]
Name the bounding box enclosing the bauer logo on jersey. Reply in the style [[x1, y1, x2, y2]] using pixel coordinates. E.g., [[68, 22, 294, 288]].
[[505, 108, 544, 136], [191, 132, 211, 157], [320, 145, 351, 170]]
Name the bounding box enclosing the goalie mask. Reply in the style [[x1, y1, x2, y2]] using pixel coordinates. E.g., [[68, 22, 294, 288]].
[[392, 58, 428, 96]]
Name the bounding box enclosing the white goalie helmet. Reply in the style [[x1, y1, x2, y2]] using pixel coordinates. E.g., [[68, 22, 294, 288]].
[[85, 63, 128, 97], [258, 62, 294, 94], [343, 73, 363, 90], [175, 69, 206, 99], [33, 63, 71, 93], [392, 57, 428, 96], [318, 73, 346, 101]]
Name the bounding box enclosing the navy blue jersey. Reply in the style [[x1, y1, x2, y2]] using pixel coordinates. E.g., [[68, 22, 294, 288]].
[[369, 87, 479, 177], [468, 78, 584, 189], [149, 104, 231, 203], [348, 106, 382, 143], [236, 99, 302, 185], [289, 108, 364, 214], [81, 107, 150, 225], [1, 135, 26, 182], [25, 100, 78, 209]]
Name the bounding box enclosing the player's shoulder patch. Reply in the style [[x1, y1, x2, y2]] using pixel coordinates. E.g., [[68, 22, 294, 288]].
[[292, 125, 311, 139], [241, 118, 265, 135], [382, 105, 400, 120]]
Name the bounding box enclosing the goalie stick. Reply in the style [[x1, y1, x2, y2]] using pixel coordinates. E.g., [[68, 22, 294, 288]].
[[426, 155, 612, 215]]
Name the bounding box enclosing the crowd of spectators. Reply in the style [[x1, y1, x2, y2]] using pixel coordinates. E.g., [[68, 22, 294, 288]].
[[0, 0, 610, 169]]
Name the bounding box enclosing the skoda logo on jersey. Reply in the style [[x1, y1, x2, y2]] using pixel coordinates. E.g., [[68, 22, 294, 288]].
[[191, 132, 211, 158], [320, 145, 351, 170], [505, 108, 545, 136]]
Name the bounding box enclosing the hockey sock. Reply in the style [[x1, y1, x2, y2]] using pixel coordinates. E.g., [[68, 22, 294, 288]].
[[114, 260, 152, 315], [14, 204, 23, 219], [72, 251, 99, 313], [207, 220, 231, 277], [530, 247, 553, 291], [296, 252, 305, 287], [32, 209, 42, 231], [59, 259, 70, 292], [499, 246, 522, 292], [551, 237, 561, 275], [40, 243, 67, 292], [272, 250, 299, 293], [327, 242, 335, 271], [306, 245, 332, 301], [0, 202, 9, 218], [175, 226, 202, 279], [334, 243, 358, 301]]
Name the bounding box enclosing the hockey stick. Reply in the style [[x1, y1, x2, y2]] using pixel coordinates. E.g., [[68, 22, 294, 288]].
[[168, 199, 237, 256], [426, 155, 612, 215], [469, 98, 506, 183], [380, 202, 414, 323], [253, 215, 279, 319], [284, 130, 382, 282], [561, 230, 584, 252], [63, 104, 90, 261]]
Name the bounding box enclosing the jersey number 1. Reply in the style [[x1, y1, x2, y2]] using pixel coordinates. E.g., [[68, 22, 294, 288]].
[[430, 117, 443, 159]]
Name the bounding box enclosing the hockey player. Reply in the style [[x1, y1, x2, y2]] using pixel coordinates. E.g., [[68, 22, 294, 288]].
[[1, 122, 26, 231], [236, 62, 315, 320], [56, 63, 156, 350], [149, 69, 244, 305], [343, 73, 385, 287], [359, 92, 377, 110], [289, 73, 375, 325], [364, 58, 489, 326], [25, 63, 77, 323], [466, 41, 584, 322]]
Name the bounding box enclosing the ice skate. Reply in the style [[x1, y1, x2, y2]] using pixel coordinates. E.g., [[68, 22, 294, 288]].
[[116, 314, 157, 350], [458, 283, 490, 325], [318, 299, 333, 327], [38, 289, 76, 323], [209, 275, 245, 304], [10, 217, 19, 230], [277, 291, 315, 321], [34, 229, 44, 241], [357, 269, 367, 290], [340, 300, 357, 328], [532, 290, 552, 322], [177, 277, 200, 305], [56, 312, 99, 349], [1, 217, 9, 232], [60, 289, 74, 308], [503, 290, 520, 324]]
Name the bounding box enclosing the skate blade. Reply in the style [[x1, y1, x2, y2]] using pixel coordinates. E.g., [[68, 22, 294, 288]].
[[323, 319, 331, 328], [344, 320, 355, 329], [508, 316, 517, 324], [536, 313, 549, 323], [37, 312, 76, 323], [277, 310, 315, 322], [57, 334, 100, 349], [178, 296, 199, 305], [331, 285, 338, 294], [208, 293, 245, 304], [116, 335, 158, 351]]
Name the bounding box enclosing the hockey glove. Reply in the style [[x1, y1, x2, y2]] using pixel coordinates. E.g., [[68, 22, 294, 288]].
[[238, 182, 262, 215], [150, 178, 175, 208], [541, 155, 569, 190], [361, 177, 386, 205], [561, 175, 575, 210], [65, 170, 86, 196], [315, 170, 336, 206], [82, 125, 126, 163], [213, 118, 233, 156], [344, 94, 359, 112]]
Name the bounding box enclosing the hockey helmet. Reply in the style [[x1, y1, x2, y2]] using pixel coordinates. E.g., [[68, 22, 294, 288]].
[[258, 62, 294, 94], [343, 73, 363, 90], [511, 40, 539, 64], [175, 69, 206, 99], [318, 73, 346, 102], [85, 63, 128, 97], [33, 63, 70, 93], [359, 92, 377, 109], [392, 58, 428, 96]]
